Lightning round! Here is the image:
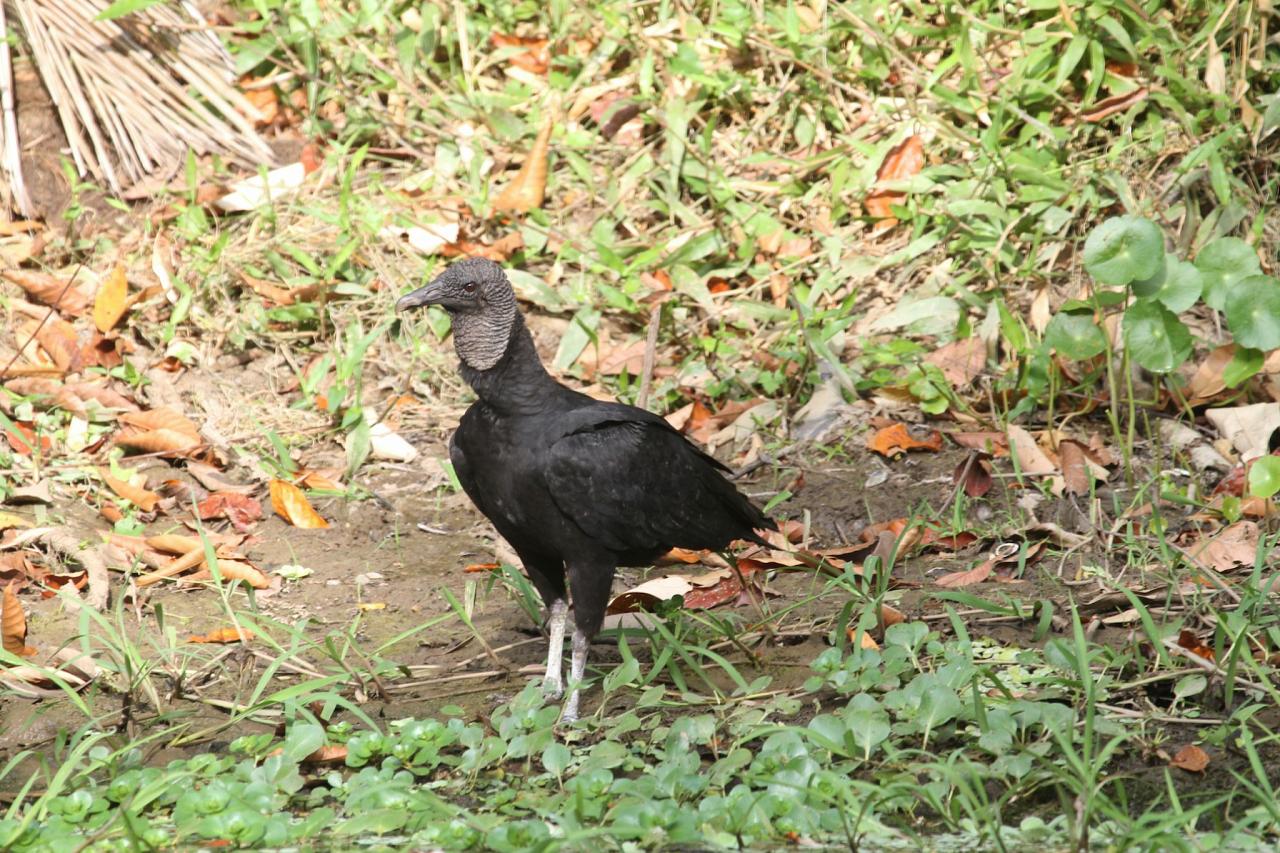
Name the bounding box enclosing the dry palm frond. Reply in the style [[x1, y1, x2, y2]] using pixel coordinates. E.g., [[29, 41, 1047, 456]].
[[0, 0, 276, 216]]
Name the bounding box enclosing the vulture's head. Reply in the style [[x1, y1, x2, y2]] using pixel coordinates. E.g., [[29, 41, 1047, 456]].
[[397, 258, 517, 371]]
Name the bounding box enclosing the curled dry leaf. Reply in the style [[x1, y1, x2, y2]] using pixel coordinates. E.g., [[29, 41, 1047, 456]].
[[492, 113, 554, 214], [1169, 744, 1210, 773], [269, 479, 330, 529], [35, 316, 83, 374], [187, 461, 255, 495], [114, 407, 201, 456], [1079, 87, 1149, 123], [187, 627, 254, 644], [1007, 425, 1057, 476], [3, 581, 37, 656], [92, 266, 129, 333], [0, 647, 100, 698], [99, 468, 160, 512], [868, 423, 944, 457], [197, 492, 264, 532]]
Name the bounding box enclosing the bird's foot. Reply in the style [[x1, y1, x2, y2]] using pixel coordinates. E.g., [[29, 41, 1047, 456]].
[[541, 674, 564, 700], [561, 689, 581, 724]]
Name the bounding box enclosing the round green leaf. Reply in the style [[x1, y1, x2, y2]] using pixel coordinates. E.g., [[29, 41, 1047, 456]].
[[1124, 301, 1191, 373], [1133, 253, 1203, 312], [1045, 310, 1106, 360], [1224, 275, 1280, 351], [1195, 237, 1262, 310], [1223, 346, 1264, 388], [1248, 456, 1280, 500], [1083, 216, 1165, 285]]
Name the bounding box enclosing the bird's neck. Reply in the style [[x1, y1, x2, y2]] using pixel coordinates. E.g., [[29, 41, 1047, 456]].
[[458, 315, 560, 412]]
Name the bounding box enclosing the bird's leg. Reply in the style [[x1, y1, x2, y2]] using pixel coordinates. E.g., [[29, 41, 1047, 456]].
[[542, 598, 568, 699], [561, 626, 590, 723]]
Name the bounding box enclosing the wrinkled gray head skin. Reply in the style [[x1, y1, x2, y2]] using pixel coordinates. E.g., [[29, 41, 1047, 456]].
[[396, 258, 517, 371]]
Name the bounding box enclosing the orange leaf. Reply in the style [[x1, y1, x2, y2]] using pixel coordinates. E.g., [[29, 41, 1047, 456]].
[[302, 745, 348, 764], [1169, 744, 1210, 773], [464, 562, 501, 573], [99, 468, 160, 512], [1080, 87, 1149, 123], [867, 423, 944, 457], [92, 266, 129, 332], [269, 479, 329, 529], [492, 114, 554, 214], [210, 560, 270, 589], [197, 492, 263, 532], [187, 627, 254, 644], [491, 33, 550, 75], [935, 559, 994, 588], [865, 135, 925, 225], [3, 581, 36, 657]]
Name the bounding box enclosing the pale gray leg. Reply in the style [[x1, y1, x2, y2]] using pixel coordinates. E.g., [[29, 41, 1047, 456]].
[[542, 599, 568, 699], [561, 627, 589, 723]]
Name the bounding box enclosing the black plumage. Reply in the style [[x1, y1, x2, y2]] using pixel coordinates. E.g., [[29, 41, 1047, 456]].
[[397, 258, 773, 720]]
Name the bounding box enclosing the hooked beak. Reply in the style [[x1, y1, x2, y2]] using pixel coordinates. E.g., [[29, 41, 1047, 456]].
[[396, 275, 459, 312]]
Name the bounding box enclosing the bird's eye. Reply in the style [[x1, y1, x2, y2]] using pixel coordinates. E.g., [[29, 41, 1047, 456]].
[[463, 282, 478, 294]]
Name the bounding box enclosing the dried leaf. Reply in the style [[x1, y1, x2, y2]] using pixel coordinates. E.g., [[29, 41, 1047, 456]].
[[492, 114, 554, 214], [92, 266, 129, 332], [1058, 440, 1091, 496], [1185, 521, 1259, 573], [35, 317, 83, 373], [868, 423, 944, 457], [491, 33, 550, 75], [950, 431, 1009, 456], [1170, 744, 1210, 773], [1007, 425, 1057, 476], [197, 492, 264, 532], [114, 407, 201, 456], [269, 480, 330, 529], [925, 337, 985, 388], [464, 562, 501, 573], [188, 461, 255, 495], [1186, 345, 1236, 404], [1, 270, 91, 315], [3, 581, 36, 656], [935, 559, 994, 588], [865, 135, 925, 226], [187, 627, 253, 644], [99, 468, 160, 512], [1080, 87, 1149, 123], [953, 453, 994, 498]]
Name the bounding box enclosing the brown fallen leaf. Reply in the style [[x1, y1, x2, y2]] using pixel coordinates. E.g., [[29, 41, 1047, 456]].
[[270, 479, 329, 529], [1176, 628, 1215, 662], [868, 423, 944, 457], [1058, 440, 1092, 496], [464, 562, 501, 573], [114, 407, 201, 456], [491, 32, 550, 75], [99, 468, 161, 512], [1185, 520, 1259, 573], [1, 270, 91, 315], [951, 430, 1009, 456], [92, 266, 129, 333], [935, 559, 994, 589], [197, 492, 264, 532], [1185, 344, 1236, 405], [925, 337, 986, 389], [187, 627, 254, 644], [953, 452, 993, 498], [1169, 744, 1210, 773], [3, 581, 37, 657], [492, 113, 554, 214], [1007, 425, 1057, 476], [302, 745, 349, 765], [1079, 86, 1149, 123], [865, 135, 925, 227]]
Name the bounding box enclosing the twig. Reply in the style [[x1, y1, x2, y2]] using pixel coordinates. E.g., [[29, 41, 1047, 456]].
[[635, 302, 662, 411]]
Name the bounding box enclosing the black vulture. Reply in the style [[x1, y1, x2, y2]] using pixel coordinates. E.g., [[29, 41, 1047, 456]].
[[397, 258, 774, 721]]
